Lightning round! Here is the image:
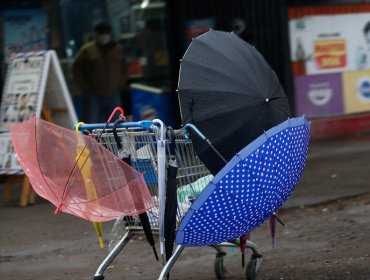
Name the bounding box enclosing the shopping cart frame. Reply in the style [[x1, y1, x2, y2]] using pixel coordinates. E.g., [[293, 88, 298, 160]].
[[77, 119, 167, 280], [157, 125, 263, 280], [76, 120, 263, 280]]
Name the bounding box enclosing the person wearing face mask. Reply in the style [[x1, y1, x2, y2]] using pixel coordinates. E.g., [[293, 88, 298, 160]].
[[72, 22, 128, 123]]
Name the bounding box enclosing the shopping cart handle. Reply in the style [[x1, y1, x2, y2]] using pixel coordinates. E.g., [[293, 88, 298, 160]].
[[74, 120, 154, 131], [183, 123, 206, 140]]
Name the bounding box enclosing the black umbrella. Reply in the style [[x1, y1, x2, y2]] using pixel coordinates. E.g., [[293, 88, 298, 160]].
[[112, 119, 158, 261], [164, 127, 178, 263], [178, 30, 291, 174]]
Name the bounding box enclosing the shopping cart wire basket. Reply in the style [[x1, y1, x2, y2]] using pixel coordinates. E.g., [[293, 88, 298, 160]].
[[76, 119, 263, 280]]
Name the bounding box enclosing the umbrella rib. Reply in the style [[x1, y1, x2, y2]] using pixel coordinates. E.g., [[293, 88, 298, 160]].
[[180, 60, 259, 94], [61, 136, 95, 205], [66, 203, 103, 218], [66, 173, 154, 208], [65, 204, 121, 220], [219, 152, 269, 213], [67, 203, 155, 220], [261, 130, 293, 204], [286, 127, 295, 192], [63, 120, 113, 207], [219, 186, 266, 220], [33, 118, 60, 203], [239, 151, 278, 211], [261, 139, 286, 206], [189, 39, 264, 93], [187, 191, 245, 232], [63, 183, 106, 218], [179, 88, 263, 102], [96, 141, 122, 210], [63, 135, 130, 210]]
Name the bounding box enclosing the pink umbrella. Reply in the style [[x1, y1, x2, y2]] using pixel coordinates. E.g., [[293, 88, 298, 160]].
[[10, 116, 155, 222]]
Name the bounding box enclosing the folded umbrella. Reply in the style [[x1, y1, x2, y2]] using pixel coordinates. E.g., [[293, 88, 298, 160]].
[[112, 119, 158, 261], [164, 127, 178, 262]]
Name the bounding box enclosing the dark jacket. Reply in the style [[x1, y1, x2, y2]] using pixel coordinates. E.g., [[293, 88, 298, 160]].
[[72, 40, 128, 97]]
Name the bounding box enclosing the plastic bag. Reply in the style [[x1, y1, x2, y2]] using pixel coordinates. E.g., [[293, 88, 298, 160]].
[[108, 217, 127, 252]]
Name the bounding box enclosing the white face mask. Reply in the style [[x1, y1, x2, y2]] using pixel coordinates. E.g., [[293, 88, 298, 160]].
[[98, 34, 111, 45]]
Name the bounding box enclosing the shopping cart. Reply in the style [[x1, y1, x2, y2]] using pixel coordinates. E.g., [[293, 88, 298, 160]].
[[77, 119, 263, 280], [158, 126, 263, 280], [78, 119, 166, 280]]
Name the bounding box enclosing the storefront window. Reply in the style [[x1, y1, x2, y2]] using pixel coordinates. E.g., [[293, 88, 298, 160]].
[[114, 0, 169, 81], [58, 0, 109, 58], [58, 0, 169, 82], [58, 0, 173, 124]]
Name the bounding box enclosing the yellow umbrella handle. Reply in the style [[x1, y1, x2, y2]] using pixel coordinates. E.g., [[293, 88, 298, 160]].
[[93, 222, 105, 249], [75, 122, 85, 133], [75, 121, 104, 249]]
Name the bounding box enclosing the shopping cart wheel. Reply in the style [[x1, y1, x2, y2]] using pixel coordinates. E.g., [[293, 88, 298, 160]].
[[214, 252, 226, 279], [245, 253, 263, 280]]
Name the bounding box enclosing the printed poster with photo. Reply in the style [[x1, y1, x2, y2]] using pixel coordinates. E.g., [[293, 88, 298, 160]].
[[0, 56, 45, 131], [342, 70, 370, 114], [294, 73, 344, 117], [289, 13, 370, 75], [0, 133, 22, 174]]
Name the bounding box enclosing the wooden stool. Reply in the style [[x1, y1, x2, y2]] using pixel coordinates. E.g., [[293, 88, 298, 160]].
[[2, 175, 35, 207]]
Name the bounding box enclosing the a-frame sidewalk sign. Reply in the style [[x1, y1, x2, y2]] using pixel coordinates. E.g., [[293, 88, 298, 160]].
[[0, 50, 78, 206]]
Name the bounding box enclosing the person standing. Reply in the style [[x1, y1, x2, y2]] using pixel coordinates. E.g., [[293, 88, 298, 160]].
[[72, 22, 128, 123]]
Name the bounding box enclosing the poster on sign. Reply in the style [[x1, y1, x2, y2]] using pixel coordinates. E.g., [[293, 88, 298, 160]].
[[0, 51, 77, 174], [0, 55, 45, 131], [294, 73, 344, 117], [0, 133, 22, 174], [289, 13, 370, 75], [342, 70, 370, 113]]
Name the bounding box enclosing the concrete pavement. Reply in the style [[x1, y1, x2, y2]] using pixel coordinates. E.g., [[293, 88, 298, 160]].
[[285, 133, 370, 208]]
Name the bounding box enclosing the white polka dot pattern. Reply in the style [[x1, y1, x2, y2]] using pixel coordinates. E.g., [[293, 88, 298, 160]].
[[175, 117, 310, 246]]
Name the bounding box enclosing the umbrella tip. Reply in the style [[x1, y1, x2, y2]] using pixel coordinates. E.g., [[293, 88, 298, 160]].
[[54, 204, 62, 215], [152, 246, 159, 261]]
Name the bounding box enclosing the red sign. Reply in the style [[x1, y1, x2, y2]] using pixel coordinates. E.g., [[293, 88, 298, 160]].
[[314, 40, 346, 69]]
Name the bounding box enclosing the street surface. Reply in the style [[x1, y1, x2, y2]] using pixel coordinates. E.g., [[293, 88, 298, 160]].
[[1, 134, 370, 279]]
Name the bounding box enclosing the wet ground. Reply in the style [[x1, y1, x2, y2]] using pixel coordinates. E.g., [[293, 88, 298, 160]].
[[1, 134, 370, 280]]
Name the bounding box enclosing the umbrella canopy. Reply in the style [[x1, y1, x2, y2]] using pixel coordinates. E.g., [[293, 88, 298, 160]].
[[178, 30, 291, 174], [175, 117, 310, 246], [10, 116, 155, 222]]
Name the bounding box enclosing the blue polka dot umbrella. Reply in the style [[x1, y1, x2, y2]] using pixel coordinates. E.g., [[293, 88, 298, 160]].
[[175, 117, 310, 246]]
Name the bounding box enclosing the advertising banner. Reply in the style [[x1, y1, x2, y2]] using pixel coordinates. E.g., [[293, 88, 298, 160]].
[[0, 51, 78, 174], [289, 13, 370, 75], [3, 9, 48, 61], [0, 133, 22, 174], [294, 73, 344, 117], [342, 70, 370, 114], [0, 55, 45, 131]]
